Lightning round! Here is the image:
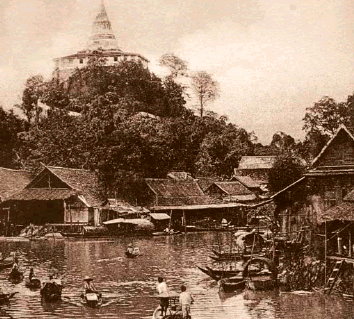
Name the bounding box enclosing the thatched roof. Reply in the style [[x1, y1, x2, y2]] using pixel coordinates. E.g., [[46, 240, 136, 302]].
[[196, 177, 219, 192], [0, 167, 33, 201], [232, 175, 263, 189], [237, 156, 276, 170], [212, 181, 254, 196], [317, 201, 354, 223], [46, 166, 102, 207], [167, 171, 194, 181], [145, 178, 212, 206]]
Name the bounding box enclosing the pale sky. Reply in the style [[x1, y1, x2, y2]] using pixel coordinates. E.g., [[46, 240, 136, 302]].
[[0, 0, 353, 143]]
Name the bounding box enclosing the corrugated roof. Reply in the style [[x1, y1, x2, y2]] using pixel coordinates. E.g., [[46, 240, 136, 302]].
[[9, 188, 78, 201], [45, 166, 102, 207], [0, 168, 33, 201], [238, 156, 276, 170], [145, 178, 212, 206], [213, 182, 254, 196]]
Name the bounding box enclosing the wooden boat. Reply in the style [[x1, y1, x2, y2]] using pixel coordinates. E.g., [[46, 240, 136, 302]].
[[243, 257, 277, 291], [219, 276, 245, 293], [152, 231, 181, 236], [40, 282, 63, 302], [8, 269, 24, 283], [197, 266, 241, 281], [246, 275, 276, 291], [0, 260, 13, 270], [25, 278, 41, 289], [80, 292, 102, 308], [0, 292, 17, 304]]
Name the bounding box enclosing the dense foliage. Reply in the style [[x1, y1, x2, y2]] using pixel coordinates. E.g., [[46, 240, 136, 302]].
[[2, 54, 352, 199]]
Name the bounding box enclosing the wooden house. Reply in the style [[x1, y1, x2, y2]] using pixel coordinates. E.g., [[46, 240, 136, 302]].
[[234, 156, 276, 183], [5, 165, 103, 226], [271, 125, 354, 245]]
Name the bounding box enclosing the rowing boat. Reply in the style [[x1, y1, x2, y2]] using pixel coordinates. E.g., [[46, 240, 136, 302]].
[[80, 292, 102, 308], [219, 276, 245, 293]]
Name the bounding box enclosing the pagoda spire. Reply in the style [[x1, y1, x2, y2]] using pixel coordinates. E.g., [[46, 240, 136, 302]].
[[87, 0, 120, 51]]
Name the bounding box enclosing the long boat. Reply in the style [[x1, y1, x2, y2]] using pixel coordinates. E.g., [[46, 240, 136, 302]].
[[197, 266, 241, 281], [219, 276, 245, 293]]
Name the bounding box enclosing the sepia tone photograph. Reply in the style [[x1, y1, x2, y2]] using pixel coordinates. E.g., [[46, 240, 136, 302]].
[[0, 0, 353, 318]]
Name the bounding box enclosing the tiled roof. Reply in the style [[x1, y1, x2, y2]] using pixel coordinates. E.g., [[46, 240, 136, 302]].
[[9, 188, 78, 201], [145, 178, 212, 206], [0, 168, 33, 201], [344, 189, 354, 202], [213, 182, 254, 196], [237, 156, 276, 170]]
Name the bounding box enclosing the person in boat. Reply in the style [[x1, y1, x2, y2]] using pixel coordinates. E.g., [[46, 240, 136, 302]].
[[221, 218, 228, 228], [29, 268, 34, 281], [11, 257, 19, 273], [179, 285, 194, 319], [83, 276, 101, 297], [156, 277, 169, 317], [126, 243, 134, 255]]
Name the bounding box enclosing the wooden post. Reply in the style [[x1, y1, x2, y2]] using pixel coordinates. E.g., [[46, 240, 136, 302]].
[[183, 210, 187, 234], [324, 221, 327, 285], [349, 225, 352, 258]]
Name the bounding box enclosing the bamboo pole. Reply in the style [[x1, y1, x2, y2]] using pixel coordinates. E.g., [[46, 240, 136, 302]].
[[324, 221, 327, 286]]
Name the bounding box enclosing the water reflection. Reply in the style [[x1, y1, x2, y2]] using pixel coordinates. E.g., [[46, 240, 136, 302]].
[[0, 233, 351, 318]]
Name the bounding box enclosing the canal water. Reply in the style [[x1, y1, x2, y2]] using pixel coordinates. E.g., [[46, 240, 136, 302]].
[[0, 232, 352, 319]]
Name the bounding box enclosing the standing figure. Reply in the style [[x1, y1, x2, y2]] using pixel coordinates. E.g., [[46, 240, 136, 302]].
[[156, 277, 169, 317], [179, 285, 194, 319]]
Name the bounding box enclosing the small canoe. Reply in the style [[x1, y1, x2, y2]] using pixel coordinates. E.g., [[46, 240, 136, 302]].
[[0, 292, 17, 304], [219, 276, 245, 293], [152, 231, 181, 236], [246, 276, 276, 291], [8, 270, 23, 283], [81, 292, 102, 308], [0, 261, 13, 270], [25, 278, 41, 289], [197, 266, 241, 281]]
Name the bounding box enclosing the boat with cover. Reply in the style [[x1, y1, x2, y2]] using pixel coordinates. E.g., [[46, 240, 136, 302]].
[[80, 292, 102, 308], [40, 281, 63, 302], [25, 278, 41, 289], [8, 269, 23, 283]]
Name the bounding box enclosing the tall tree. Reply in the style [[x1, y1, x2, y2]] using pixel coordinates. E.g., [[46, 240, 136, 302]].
[[159, 53, 188, 79], [18, 75, 45, 125], [0, 107, 26, 168], [191, 71, 219, 117]]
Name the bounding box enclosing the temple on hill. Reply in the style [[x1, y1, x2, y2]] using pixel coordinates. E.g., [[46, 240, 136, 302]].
[[53, 0, 149, 81]]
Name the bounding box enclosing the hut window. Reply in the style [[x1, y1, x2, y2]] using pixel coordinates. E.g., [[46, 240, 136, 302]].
[[114, 57, 118, 62], [79, 59, 84, 64]]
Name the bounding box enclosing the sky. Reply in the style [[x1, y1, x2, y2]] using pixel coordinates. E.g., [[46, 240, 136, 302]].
[[0, 0, 353, 143]]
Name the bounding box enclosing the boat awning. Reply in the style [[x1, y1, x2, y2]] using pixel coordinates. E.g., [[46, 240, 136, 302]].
[[149, 213, 170, 220], [103, 218, 126, 225]]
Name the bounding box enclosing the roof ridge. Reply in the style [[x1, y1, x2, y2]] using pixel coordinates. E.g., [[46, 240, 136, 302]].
[[46, 165, 93, 172], [0, 167, 30, 172]]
